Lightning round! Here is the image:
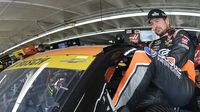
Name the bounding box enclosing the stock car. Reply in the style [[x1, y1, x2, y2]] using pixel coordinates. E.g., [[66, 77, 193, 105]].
[[0, 45, 133, 112], [0, 44, 199, 112]]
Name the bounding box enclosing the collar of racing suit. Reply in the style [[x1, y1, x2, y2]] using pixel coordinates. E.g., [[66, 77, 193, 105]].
[[149, 28, 176, 51], [160, 28, 176, 38]]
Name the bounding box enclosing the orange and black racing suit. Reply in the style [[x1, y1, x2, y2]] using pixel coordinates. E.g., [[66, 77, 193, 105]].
[[115, 29, 196, 111]]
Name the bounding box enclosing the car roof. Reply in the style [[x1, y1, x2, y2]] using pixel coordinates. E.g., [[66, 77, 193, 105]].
[[7, 45, 108, 70], [27, 45, 107, 59]]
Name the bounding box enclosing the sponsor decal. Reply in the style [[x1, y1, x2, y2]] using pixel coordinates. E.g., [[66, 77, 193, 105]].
[[157, 54, 182, 79], [152, 12, 159, 16], [154, 40, 161, 45], [152, 46, 160, 51], [144, 47, 170, 57], [60, 56, 88, 63], [181, 35, 189, 45], [158, 49, 170, 56], [144, 47, 157, 57], [7, 55, 94, 70], [11, 57, 50, 67], [60, 58, 87, 63]]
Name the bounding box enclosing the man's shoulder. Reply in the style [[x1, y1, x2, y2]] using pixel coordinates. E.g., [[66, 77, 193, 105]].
[[174, 29, 189, 37], [173, 29, 192, 42], [173, 29, 196, 49]]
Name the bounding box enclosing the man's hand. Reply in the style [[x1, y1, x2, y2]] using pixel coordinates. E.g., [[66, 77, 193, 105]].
[[129, 34, 139, 43]]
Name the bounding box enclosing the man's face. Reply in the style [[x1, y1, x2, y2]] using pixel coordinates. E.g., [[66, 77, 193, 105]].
[[149, 18, 170, 36]]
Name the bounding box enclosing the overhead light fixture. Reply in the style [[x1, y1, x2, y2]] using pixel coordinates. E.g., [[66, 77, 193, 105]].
[[183, 28, 200, 32], [1, 11, 200, 55], [167, 12, 200, 17]]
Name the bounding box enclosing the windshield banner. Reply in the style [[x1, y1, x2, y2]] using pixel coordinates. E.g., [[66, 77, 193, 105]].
[[7, 55, 95, 70]]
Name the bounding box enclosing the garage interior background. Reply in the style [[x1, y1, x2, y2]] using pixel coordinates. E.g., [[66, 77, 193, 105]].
[[0, 0, 199, 58]]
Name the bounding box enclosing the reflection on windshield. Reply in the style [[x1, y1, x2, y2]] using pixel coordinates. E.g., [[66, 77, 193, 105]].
[[0, 67, 82, 112]]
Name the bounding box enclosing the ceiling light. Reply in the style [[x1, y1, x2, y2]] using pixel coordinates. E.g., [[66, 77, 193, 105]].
[[183, 28, 200, 32], [1, 11, 200, 55], [167, 12, 200, 17]]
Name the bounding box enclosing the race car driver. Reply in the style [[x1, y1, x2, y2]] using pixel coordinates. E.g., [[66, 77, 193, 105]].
[[125, 9, 196, 111]]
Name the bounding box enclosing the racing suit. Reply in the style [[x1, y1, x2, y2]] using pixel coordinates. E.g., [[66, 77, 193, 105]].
[[119, 29, 196, 111]]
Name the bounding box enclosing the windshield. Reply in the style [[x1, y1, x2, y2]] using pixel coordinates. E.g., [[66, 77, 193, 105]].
[[0, 66, 82, 112]]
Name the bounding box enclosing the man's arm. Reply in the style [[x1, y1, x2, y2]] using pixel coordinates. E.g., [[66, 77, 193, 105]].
[[168, 30, 194, 68]]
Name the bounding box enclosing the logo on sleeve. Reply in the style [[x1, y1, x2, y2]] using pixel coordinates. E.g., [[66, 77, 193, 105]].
[[181, 35, 189, 45]]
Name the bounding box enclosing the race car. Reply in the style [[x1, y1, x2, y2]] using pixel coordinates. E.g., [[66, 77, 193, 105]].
[[0, 44, 199, 112], [0, 45, 134, 112]]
